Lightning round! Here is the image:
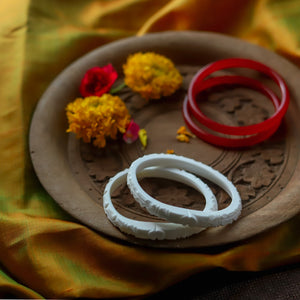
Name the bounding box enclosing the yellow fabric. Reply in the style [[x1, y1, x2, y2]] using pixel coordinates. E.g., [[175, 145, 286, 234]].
[[0, 0, 300, 298]]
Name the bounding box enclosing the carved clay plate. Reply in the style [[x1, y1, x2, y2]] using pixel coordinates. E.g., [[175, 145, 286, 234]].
[[29, 31, 300, 248]]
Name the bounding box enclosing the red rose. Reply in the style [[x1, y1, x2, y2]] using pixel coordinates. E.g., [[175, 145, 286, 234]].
[[79, 64, 118, 97]]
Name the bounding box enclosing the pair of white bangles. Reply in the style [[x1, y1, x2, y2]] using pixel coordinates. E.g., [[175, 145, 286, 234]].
[[103, 153, 242, 240]]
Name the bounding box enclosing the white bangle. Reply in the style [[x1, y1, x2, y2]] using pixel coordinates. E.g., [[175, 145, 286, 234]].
[[127, 153, 242, 227], [103, 167, 218, 240]]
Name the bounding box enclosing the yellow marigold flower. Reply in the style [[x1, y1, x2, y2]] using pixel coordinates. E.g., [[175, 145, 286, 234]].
[[123, 52, 182, 100], [66, 94, 131, 148]]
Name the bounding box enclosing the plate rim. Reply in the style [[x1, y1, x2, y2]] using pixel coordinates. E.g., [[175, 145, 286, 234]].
[[29, 30, 300, 248]]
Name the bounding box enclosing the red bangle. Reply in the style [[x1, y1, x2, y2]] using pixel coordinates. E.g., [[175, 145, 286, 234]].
[[183, 75, 281, 148], [188, 58, 289, 136]]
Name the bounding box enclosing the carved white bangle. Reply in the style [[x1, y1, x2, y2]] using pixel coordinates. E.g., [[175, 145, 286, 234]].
[[103, 167, 218, 240], [127, 153, 242, 227]]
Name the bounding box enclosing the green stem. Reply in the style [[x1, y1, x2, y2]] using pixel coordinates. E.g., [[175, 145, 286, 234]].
[[110, 82, 126, 94]]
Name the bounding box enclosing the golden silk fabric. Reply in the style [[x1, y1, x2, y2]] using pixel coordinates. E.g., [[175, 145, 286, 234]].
[[0, 0, 299, 298]]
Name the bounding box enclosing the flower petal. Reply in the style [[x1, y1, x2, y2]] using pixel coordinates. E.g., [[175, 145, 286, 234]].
[[138, 129, 147, 148], [123, 120, 140, 144]]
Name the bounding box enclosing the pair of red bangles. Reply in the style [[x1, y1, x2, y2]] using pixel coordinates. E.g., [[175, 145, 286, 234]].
[[183, 58, 290, 148]]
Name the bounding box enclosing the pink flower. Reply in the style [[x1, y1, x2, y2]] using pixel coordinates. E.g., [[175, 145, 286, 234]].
[[79, 64, 118, 97], [123, 120, 140, 144]]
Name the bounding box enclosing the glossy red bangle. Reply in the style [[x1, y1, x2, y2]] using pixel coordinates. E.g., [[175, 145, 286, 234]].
[[183, 75, 281, 148], [188, 58, 289, 136]]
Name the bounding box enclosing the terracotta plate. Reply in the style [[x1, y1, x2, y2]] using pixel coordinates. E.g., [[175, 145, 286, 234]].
[[29, 31, 300, 248]]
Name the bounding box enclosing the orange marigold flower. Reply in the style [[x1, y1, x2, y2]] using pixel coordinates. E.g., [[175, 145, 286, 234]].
[[66, 94, 131, 148], [123, 52, 182, 100]]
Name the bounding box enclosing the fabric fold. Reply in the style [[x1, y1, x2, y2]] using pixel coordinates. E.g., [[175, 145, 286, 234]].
[[0, 0, 299, 298]]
